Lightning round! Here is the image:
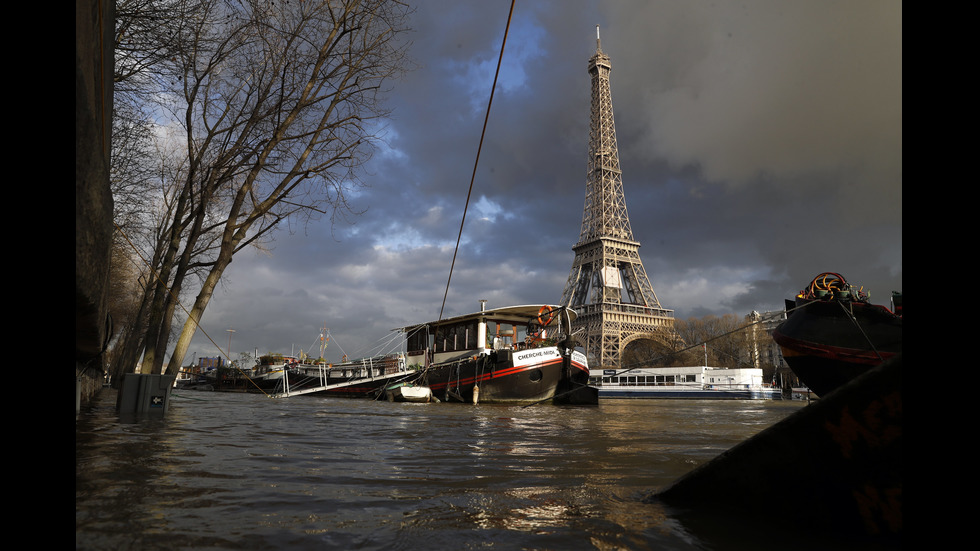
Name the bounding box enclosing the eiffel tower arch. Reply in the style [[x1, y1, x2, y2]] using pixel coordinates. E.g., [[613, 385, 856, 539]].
[[560, 28, 675, 368]]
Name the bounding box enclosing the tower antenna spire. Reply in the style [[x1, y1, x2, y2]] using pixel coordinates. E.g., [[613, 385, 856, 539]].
[[596, 24, 601, 50]]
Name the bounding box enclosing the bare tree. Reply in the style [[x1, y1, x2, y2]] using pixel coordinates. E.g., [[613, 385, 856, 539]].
[[675, 314, 755, 368], [621, 329, 689, 368], [619, 313, 761, 370], [109, 0, 412, 377], [108, 0, 204, 381]]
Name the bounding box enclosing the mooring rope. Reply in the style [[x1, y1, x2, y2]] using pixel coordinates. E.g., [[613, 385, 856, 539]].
[[437, 0, 516, 323]]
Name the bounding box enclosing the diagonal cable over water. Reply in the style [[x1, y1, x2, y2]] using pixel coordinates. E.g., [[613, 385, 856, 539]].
[[438, 0, 516, 323]]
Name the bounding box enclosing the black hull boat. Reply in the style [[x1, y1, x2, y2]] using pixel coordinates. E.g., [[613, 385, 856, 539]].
[[772, 272, 902, 397], [280, 354, 410, 398], [420, 345, 590, 404], [402, 304, 596, 405]]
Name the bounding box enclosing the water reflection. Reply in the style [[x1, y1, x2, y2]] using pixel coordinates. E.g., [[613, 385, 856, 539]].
[[78, 391, 805, 550]]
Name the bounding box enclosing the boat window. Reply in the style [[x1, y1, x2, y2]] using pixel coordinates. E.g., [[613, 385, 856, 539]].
[[434, 321, 478, 353], [465, 322, 477, 349], [487, 321, 527, 350], [406, 327, 429, 353], [434, 325, 449, 352]]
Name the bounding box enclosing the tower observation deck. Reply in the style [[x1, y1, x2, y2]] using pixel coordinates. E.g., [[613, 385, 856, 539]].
[[559, 27, 674, 368]]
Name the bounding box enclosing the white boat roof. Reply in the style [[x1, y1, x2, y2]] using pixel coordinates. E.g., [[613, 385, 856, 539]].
[[397, 304, 575, 331], [607, 366, 763, 375]]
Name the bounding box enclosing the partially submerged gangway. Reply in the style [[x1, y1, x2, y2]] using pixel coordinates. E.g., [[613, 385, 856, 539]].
[[271, 353, 418, 398]]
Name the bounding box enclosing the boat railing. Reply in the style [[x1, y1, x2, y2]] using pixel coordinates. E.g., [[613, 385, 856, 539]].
[[314, 354, 408, 379]]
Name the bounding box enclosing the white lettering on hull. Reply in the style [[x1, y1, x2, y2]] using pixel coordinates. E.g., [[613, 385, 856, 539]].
[[513, 347, 560, 367], [512, 348, 590, 370]]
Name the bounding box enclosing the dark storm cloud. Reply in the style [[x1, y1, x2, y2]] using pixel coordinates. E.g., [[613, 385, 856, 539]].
[[188, 1, 901, 363]]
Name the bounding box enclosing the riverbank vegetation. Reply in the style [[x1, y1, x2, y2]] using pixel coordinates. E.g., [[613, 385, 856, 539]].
[[623, 313, 784, 381]]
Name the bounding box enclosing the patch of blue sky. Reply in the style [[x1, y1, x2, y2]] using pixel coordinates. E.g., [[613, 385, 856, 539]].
[[369, 206, 463, 252], [474, 195, 510, 222], [446, 18, 548, 112], [367, 120, 408, 161]]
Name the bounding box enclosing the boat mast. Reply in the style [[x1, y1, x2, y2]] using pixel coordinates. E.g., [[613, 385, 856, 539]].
[[320, 325, 329, 361]]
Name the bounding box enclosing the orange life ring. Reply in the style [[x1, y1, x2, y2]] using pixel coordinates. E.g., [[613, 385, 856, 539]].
[[537, 305, 556, 327]]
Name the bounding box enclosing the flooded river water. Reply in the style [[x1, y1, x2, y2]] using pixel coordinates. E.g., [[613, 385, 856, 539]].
[[76, 389, 810, 550]]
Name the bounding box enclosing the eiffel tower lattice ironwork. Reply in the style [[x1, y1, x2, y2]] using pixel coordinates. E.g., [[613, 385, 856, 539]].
[[560, 27, 674, 368]]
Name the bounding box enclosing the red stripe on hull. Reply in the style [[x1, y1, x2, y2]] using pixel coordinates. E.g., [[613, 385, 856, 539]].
[[426, 358, 563, 392], [775, 332, 896, 367]]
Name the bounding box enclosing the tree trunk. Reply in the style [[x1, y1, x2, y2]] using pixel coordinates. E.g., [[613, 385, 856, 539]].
[[139, 211, 187, 373], [165, 247, 235, 376], [110, 288, 153, 383], [143, 178, 212, 374]]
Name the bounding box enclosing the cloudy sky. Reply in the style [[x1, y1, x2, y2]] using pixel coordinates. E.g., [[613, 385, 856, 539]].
[[186, 0, 902, 364]]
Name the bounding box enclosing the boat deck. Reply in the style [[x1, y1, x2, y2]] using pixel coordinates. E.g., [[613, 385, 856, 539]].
[[272, 369, 415, 398]]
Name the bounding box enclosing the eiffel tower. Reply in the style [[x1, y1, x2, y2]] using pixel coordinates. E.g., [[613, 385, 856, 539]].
[[560, 27, 674, 368]]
